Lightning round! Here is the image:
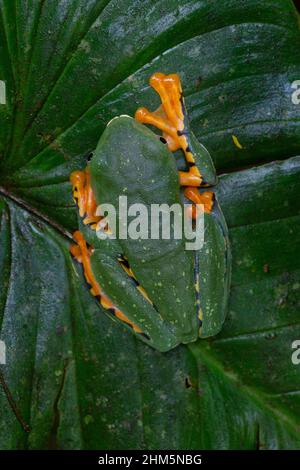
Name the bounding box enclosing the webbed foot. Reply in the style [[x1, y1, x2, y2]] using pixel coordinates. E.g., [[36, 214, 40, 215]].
[[135, 73, 214, 216], [184, 187, 214, 215], [70, 168, 103, 230], [135, 72, 202, 187]]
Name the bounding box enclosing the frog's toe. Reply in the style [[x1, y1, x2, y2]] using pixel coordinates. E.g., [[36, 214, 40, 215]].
[[70, 170, 87, 217], [70, 241, 82, 262], [149, 72, 183, 126], [179, 169, 202, 187], [184, 187, 215, 215], [135, 106, 177, 138], [83, 214, 102, 228], [70, 167, 103, 229]]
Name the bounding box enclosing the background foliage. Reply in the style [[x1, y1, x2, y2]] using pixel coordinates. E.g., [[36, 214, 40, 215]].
[[0, 0, 300, 449]]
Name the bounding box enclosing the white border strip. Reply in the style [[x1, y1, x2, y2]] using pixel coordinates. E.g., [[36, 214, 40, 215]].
[[0, 340, 6, 364], [0, 80, 6, 105]]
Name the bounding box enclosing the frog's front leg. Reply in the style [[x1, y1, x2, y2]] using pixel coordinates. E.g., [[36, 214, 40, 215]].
[[135, 72, 202, 188], [70, 167, 103, 230], [70, 168, 139, 329]]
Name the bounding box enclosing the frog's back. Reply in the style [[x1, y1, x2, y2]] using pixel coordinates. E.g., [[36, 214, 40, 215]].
[[90, 116, 199, 344]]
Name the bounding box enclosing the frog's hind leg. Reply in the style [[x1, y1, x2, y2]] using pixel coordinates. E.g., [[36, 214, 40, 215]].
[[135, 72, 214, 218], [135, 72, 202, 187], [90, 249, 179, 351], [70, 168, 102, 230], [117, 254, 154, 305], [70, 231, 142, 333]]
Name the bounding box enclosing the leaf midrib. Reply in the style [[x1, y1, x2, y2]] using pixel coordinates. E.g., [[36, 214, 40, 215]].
[[0, 186, 72, 242]]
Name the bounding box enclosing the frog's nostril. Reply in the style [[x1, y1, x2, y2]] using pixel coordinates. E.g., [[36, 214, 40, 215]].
[[87, 152, 93, 162], [160, 137, 167, 144]]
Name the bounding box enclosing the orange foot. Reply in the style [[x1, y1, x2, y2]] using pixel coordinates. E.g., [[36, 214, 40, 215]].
[[135, 72, 214, 217], [135, 72, 202, 187], [184, 187, 214, 215], [70, 231, 141, 333]]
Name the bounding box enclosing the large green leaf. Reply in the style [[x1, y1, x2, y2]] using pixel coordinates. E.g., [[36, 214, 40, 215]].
[[0, 0, 300, 449]]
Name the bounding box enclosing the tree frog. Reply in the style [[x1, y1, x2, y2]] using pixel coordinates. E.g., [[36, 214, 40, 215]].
[[70, 73, 231, 352]]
